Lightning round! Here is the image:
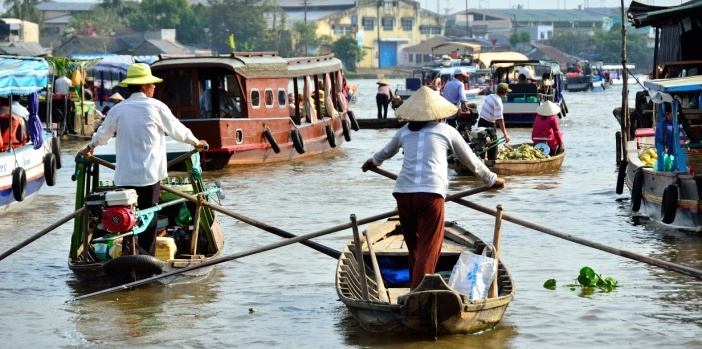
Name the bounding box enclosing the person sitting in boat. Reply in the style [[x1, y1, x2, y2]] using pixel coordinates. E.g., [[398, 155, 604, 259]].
[[517, 73, 533, 84], [531, 100, 564, 156], [361, 86, 506, 291], [655, 102, 676, 155], [77, 63, 208, 257], [200, 86, 237, 117]]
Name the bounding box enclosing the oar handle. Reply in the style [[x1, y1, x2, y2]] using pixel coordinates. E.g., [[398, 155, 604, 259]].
[[167, 145, 209, 169], [85, 153, 115, 170]]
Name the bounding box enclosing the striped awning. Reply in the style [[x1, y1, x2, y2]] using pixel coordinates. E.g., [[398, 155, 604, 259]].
[[0, 56, 49, 96]]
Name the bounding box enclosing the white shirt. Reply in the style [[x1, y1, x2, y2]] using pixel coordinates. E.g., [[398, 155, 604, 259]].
[[479, 94, 504, 123], [0, 102, 29, 120], [518, 66, 534, 79], [87, 92, 199, 186], [54, 76, 71, 95], [371, 122, 497, 197]]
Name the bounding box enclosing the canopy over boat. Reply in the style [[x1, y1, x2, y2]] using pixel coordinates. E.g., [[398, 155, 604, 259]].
[[0, 56, 49, 96], [644, 75, 702, 94]]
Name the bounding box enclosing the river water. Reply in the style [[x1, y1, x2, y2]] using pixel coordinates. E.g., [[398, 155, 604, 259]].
[[1, 79, 702, 348]]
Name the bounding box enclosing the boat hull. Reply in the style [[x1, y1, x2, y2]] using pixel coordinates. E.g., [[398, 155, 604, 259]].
[[624, 140, 702, 230], [0, 132, 53, 213], [336, 220, 515, 335], [450, 145, 566, 176]]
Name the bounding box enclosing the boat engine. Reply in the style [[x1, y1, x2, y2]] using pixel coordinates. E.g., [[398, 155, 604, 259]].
[[85, 189, 139, 234], [468, 127, 498, 155]]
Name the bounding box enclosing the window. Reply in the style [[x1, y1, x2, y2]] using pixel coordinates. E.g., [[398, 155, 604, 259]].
[[278, 89, 286, 107], [431, 26, 442, 34], [362, 17, 375, 31], [408, 53, 413, 63], [333, 25, 353, 35], [419, 26, 430, 34], [382, 18, 395, 31], [416, 53, 423, 64], [401, 18, 414, 31], [251, 89, 260, 108], [264, 89, 274, 107], [382, 1, 398, 7]]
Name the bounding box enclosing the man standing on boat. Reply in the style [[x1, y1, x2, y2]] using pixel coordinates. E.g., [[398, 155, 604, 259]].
[[478, 83, 512, 160], [362, 86, 505, 290], [77, 63, 208, 257], [442, 68, 470, 127]]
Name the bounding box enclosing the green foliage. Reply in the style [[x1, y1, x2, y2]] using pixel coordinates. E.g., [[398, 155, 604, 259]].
[[552, 28, 653, 71], [129, 0, 205, 44], [205, 0, 272, 53], [2, 0, 41, 23], [68, 6, 123, 37], [509, 30, 531, 51], [543, 279, 557, 290], [331, 35, 365, 71], [293, 21, 321, 56]]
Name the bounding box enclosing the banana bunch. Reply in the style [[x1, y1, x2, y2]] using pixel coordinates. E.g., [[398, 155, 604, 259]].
[[497, 144, 549, 160], [639, 148, 658, 167]]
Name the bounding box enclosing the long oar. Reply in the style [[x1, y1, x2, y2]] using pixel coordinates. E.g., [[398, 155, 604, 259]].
[[0, 207, 86, 262], [68, 210, 398, 302], [369, 167, 702, 280]]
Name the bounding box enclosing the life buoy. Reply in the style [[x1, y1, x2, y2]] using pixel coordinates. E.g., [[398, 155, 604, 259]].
[[616, 161, 627, 195], [342, 119, 351, 142], [347, 110, 360, 131], [291, 129, 306, 154], [631, 170, 643, 212], [263, 129, 281, 154], [325, 124, 336, 148], [661, 184, 678, 224], [12, 167, 26, 202], [103, 254, 166, 278], [51, 137, 62, 169], [44, 153, 57, 186]]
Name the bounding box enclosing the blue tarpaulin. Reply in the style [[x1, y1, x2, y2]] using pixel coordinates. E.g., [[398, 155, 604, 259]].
[[0, 56, 49, 97]]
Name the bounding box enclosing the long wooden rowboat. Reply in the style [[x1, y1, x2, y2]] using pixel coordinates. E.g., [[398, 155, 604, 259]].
[[336, 218, 514, 335], [450, 145, 566, 176]]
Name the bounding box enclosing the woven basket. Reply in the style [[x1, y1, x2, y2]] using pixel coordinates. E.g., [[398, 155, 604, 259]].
[[686, 148, 702, 172]]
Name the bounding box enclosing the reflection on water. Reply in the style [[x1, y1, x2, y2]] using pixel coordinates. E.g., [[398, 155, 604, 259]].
[[0, 83, 702, 347]]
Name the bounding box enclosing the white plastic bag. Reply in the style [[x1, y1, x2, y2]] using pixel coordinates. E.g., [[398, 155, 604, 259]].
[[448, 246, 497, 301]]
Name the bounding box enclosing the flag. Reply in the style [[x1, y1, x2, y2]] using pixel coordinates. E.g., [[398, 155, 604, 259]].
[[229, 34, 236, 51]]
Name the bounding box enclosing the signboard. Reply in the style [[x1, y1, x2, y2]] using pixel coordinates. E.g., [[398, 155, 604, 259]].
[[351, 15, 357, 25]]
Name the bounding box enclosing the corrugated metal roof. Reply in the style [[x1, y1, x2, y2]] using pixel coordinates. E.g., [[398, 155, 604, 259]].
[[481, 8, 606, 22], [629, 0, 702, 28], [36, 2, 97, 11], [43, 14, 73, 24]]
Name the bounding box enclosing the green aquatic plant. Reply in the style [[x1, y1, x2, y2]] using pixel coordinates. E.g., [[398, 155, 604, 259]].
[[544, 267, 619, 293]]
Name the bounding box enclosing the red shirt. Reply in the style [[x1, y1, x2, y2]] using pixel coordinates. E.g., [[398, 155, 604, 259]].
[[531, 114, 563, 146]]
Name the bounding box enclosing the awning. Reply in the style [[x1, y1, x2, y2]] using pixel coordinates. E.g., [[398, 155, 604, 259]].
[[0, 56, 49, 96]]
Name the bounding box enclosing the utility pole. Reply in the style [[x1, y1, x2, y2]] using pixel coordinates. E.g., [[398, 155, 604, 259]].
[[465, 0, 469, 37], [377, 1, 381, 68]]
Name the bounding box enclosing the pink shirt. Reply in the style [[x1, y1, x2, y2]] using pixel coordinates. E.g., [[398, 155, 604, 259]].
[[531, 114, 563, 146]]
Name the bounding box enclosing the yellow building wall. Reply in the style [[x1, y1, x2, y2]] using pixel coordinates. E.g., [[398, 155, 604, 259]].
[[315, 0, 444, 69]]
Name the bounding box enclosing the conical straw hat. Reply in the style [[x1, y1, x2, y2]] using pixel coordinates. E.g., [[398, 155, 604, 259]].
[[377, 79, 389, 85], [536, 100, 561, 116], [394, 86, 458, 121]]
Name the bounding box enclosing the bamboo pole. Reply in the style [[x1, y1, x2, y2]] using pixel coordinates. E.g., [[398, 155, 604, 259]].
[[488, 205, 503, 298]]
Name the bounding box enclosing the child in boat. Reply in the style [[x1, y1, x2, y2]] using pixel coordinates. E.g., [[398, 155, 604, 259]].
[[531, 100, 564, 156]]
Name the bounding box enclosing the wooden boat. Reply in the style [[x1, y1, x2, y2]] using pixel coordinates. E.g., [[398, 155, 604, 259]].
[[336, 218, 514, 335], [449, 143, 566, 176], [68, 138, 224, 287], [0, 56, 61, 213], [619, 76, 702, 230], [149, 52, 357, 170], [489, 59, 567, 127]]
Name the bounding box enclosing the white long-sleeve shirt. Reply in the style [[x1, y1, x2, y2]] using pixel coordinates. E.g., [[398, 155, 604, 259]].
[[371, 122, 497, 197], [87, 92, 199, 186]]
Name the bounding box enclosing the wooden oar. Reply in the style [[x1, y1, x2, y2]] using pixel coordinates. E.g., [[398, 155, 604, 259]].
[[0, 207, 85, 262], [369, 167, 702, 280], [68, 209, 399, 302], [488, 204, 503, 298]]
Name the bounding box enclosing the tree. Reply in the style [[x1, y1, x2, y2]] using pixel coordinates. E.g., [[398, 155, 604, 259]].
[[205, 0, 270, 53], [129, 0, 204, 44], [331, 35, 365, 71], [2, 0, 41, 23], [68, 6, 123, 37], [509, 30, 531, 51], [292, 21, 321, 56]]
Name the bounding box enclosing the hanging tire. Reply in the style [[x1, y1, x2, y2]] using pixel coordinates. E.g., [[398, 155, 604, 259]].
[[342, 119, 351, 142], [12, 167, 26, 202], [631, 170, 643, 212], [615, 161, 627, 195], [325, 124, 336, 148], [347, 110, 360, 131], [51, 137, 62, 169], [661, 184, 678, 224], [44, 153, 57, 187], [291, 129, 306, 154], [103, 254, 166, 277], [263, 129, 281, 154]]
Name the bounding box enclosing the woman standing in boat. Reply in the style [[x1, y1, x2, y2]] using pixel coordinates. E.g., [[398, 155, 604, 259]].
[[375, 78, 393, 119], [362, 86, 506, 290], [77, 63, 208, 257]]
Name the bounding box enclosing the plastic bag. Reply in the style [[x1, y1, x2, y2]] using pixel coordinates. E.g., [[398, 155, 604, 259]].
[[448, 246, 497, 301]]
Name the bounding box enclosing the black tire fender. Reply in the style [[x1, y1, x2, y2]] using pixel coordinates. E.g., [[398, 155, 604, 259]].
[[661, 184, 678, 224], [631, 169, 643, 212], [325, 124, 336, 148], [51, 136, 62, 169], [263, 128, 281, 153], [347, 110, 360, 131], [616, 160, 627, 195], [342, 118, 351, 142], [291, 129, 306, 154], [44, 153, 57, 187], [12, 167, 26, 202], [103, 254, 166, 277]]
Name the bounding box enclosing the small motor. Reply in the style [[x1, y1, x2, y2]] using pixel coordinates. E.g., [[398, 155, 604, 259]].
[[469, 127, 498, 155], [101, 189, 139, 234]]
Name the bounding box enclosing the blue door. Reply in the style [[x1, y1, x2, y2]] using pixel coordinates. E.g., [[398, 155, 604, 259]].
[[379, 42, 397, 68]]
